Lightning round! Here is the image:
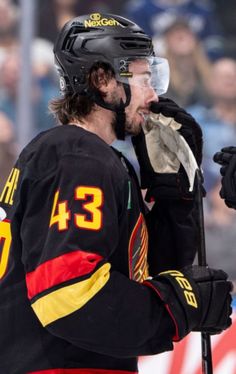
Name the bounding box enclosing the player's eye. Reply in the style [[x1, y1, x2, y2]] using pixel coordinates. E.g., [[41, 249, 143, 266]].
[[139, 76, 151, 88]]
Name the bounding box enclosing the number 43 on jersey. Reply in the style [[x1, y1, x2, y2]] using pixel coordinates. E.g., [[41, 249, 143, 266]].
[[49, 186, 103, 231]]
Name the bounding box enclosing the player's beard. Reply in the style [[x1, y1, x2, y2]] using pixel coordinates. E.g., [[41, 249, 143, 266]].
[[109, 88, 142, 138], [125, 117, 141, 135], [111, 112, 141, 138]]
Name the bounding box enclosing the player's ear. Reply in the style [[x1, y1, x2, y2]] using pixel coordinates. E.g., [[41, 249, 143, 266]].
[[90, 68, 109, 92], [90, 67, 117, 97]]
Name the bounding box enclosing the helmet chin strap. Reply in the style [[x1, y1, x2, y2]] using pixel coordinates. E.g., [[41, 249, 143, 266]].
[[114, 102, 127, 140], [85, 83, 131, 140]]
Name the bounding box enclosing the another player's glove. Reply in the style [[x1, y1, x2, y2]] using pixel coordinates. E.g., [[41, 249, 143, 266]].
[[213, 146, 236, 209], [145, 265, 232, 341], [132, 97, 203, 200]]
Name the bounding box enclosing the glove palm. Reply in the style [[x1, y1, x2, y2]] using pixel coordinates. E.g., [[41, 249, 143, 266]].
[[132, 98, 203, 200]]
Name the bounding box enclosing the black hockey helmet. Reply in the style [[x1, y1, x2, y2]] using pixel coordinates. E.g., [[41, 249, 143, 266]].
[[53, 13, 169, 139], [54, 13, 154, 95]]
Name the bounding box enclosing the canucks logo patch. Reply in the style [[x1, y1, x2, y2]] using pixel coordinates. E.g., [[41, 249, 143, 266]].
[[128, 213, 149, 282]]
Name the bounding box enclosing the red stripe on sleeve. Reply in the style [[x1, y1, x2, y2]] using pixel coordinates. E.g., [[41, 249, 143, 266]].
[[26, 250, 103, 299]]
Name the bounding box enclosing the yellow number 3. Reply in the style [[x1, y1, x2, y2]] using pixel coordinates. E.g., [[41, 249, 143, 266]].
[[49, 186, 103, 231], [75, 186, 102, 230]]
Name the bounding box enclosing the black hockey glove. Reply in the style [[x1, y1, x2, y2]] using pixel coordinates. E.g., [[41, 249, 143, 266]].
[[144, 265, 232, 341], [132, 97, 203, 201], [213, 146, 236, 209]]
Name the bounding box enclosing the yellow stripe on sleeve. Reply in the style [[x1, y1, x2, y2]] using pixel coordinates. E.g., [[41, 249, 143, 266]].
[[31, 263, 111, 327]]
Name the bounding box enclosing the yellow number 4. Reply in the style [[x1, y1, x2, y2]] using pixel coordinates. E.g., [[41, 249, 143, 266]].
[[49, 190, 71, 231]]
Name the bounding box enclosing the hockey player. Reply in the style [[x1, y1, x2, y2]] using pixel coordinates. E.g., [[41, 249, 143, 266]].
[[214, 146, 236, 209], [0, 13, 232, 373]]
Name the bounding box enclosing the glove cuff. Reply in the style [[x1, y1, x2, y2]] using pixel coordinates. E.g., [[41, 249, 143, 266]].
[[144, 269, 201, 341], [145, 171, 206, 202], [145, 172, 194, 201]]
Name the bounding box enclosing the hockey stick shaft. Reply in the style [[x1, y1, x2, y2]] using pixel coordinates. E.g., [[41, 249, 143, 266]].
[[196, 169, 213, 374]]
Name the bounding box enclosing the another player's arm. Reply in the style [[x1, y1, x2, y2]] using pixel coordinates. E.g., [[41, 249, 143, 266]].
[[0, 165, 21, 281], [214, 146, 236, 209]]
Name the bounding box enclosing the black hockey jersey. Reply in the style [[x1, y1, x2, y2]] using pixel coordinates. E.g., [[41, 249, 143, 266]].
[[0, 125, 197, 373]]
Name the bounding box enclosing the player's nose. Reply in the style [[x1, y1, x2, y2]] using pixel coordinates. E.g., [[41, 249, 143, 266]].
[[146, 86, 158, 104]]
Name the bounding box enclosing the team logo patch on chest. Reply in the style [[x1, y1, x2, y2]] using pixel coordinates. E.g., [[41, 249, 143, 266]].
[[128, 213, 149, 282]]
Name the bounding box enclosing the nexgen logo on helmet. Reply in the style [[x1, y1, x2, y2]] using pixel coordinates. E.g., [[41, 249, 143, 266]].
[[84, 13, 120, 28]]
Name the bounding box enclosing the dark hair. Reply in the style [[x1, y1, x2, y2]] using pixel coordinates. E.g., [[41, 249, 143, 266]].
[[49, 93, 95, 125], [49, 62, 115, 125]]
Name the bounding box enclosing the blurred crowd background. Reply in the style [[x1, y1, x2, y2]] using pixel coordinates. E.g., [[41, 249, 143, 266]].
[[1, 0, 236, 288]]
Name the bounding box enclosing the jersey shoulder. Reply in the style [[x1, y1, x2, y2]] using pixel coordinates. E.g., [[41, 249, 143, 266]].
[[17, 126, 128, 180]]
